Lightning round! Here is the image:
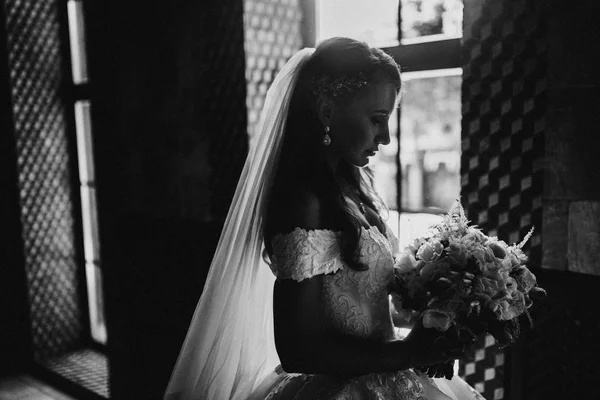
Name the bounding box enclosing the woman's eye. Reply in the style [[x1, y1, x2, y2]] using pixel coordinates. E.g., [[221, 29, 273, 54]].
[[371, 118, 384, 125]]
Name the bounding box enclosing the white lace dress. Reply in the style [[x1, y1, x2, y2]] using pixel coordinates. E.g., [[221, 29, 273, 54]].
[[247, 225, 486, 400]]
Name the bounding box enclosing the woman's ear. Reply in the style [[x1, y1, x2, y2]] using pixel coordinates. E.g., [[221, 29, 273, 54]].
[[316, 94, 334, 128]]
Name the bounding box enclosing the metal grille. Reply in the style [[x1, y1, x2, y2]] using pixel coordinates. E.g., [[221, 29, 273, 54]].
[[4, 0, 83, 360], [459, 335, 505, 399], [46, 348, 110, 398], [461, 0, 546, 255], [459, 0, 547, 398], [243, 0, 303, 139]]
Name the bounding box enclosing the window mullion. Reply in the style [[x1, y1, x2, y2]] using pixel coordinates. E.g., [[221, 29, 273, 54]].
[[384, 37, 461, 72]]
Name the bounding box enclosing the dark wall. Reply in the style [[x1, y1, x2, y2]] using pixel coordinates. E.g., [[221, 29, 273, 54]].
[[85, 1, 248, 398], [521, 1, 600, 399], [542, 0, 600, 275]]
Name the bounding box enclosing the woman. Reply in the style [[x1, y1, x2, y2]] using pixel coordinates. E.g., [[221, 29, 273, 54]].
[[165, 38, 485, 400]]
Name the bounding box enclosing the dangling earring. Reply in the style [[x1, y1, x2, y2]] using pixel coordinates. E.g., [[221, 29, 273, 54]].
[[322, 126, 332, 146]]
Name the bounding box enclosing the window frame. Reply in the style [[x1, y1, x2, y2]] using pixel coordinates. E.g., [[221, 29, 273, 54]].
[[383, 3, 462, 214], [65, 0, 107, 349]]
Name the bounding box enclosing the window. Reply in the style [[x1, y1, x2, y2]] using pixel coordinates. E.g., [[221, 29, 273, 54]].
[[314, 0, 463, 248], [316, 0, 400, 47], [67, 0, 106, 345], [399, 69, 462, 214], [400, 0, 463, 43]]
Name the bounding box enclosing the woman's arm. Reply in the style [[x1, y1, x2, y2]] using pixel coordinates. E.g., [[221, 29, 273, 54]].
[[269, 187, 463, 375], [273, 277, 460, 376]]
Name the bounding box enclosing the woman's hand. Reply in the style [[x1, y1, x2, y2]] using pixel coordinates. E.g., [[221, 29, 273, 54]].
[[390, 293, 418, 329], [402, 319, 467, 369]]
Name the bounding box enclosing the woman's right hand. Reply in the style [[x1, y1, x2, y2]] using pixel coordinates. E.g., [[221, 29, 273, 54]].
[[402, 319, 467, 368]]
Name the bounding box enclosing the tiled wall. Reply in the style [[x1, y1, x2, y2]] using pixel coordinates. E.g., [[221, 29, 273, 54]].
[[459, 1, 547, 398], [3, 0, 83, 361], [243, 0, 303, 139], [461, 1, 600, 399]]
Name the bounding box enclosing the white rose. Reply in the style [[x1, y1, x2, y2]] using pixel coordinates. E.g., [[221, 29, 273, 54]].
[[395, 253, 418, 273]]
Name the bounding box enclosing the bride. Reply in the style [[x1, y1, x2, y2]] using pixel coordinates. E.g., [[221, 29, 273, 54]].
[[165, 37, 486, 400]]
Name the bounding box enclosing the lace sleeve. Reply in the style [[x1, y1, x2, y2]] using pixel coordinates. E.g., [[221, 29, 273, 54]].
[[270, 227, 345, 282]]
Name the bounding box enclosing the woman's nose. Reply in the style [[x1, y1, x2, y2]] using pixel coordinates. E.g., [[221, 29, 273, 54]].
[[377, 126, 391, 145]]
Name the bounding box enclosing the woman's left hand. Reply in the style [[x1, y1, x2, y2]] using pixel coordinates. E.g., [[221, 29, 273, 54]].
[[390, 293, 418, 328], [417, 326, 477, 379]]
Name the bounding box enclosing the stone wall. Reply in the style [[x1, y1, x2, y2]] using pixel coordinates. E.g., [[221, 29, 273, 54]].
[[543, 0, 600, 276]]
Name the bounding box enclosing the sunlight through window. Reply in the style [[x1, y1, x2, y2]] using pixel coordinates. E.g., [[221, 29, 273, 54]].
[[400, 0, 463, 44], [316, 0, 400, 47]]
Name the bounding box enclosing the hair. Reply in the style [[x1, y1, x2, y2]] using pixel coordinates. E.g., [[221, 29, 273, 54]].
[[265, 37, 402, 270]]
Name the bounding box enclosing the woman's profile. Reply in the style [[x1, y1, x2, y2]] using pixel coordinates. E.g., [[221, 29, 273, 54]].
[[165, 37, 486, 400]]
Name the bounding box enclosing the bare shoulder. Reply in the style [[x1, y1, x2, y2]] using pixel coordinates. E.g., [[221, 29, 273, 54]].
[[268, 183, 327, 235]]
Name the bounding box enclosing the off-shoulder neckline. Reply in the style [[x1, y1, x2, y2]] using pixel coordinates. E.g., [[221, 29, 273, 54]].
[[272, 224, 386, 241]]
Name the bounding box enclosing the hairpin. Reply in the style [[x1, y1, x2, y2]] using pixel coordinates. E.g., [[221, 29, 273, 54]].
[[312, 72, 369, 97]]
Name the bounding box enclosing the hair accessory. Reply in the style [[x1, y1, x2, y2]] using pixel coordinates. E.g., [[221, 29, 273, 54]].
[[312, 72, 369, 97]]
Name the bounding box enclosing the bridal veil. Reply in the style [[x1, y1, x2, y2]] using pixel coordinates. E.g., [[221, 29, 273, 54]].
[[164, 48, 315, 400]]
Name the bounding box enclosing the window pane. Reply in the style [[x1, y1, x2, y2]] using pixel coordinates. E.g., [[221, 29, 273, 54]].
[[74, 100, 94, 183], [401, 0, 463, 43], [67, 0, 89, 84], [80, 186, 100, 263], [399, 69, 461, 236], [371, 107, 398, 210], [370, 107, 399, 237], [316, 0, 399, 47], [86, 262, 107, 344]]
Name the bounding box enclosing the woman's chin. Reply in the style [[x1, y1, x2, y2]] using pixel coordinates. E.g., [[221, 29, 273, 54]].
[[353, 159, 370, 168], [345, 154, 371, 168]]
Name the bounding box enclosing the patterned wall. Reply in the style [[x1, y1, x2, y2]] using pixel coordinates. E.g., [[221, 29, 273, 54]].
[[243, 0, 303, 139], [4, 0, 83, 360], [459, 0, 547, 399]]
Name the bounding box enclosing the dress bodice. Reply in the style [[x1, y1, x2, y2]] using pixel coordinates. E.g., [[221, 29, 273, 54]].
[[270, 225, 399, 341], [266, 225, 486, 400]]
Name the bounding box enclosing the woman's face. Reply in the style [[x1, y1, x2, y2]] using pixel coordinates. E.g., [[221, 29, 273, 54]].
[[328, 78, 398, 168]]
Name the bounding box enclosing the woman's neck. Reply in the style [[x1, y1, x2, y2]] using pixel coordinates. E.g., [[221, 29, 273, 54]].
[[324, 151, 341, 174]]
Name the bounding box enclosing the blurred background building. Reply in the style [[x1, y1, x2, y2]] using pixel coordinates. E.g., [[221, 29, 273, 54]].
[[1, 0, 599, 399]]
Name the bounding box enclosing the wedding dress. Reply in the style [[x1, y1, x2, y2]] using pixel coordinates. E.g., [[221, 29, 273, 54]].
[[246, 225, 486, 400], [164, 47, 486, 400]]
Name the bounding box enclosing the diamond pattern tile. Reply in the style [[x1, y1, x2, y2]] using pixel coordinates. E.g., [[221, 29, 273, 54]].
[[4, 0, 83, 361], [459, 0, 547, 399], [243, 0, 303, 139]]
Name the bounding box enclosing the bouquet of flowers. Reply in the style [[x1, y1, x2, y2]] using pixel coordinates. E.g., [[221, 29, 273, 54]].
[[392, 200, 545, 378]]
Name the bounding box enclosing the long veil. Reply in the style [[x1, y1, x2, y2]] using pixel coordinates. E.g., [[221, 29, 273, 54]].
[[164, 48, 315, 400]]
